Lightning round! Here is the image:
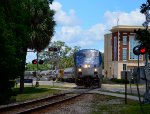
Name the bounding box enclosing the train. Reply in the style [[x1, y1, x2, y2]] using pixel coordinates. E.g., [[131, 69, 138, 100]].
[[74, 49, 103, 87], [62, 67, 75, 82]]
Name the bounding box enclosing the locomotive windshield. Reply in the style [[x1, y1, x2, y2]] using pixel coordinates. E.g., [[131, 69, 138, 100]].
[[76, 51, 99, 57], [75, 50, 102, 67]]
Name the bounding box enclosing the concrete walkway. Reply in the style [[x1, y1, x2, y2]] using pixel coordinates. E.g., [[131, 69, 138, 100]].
[[88, 89, 143, 101]]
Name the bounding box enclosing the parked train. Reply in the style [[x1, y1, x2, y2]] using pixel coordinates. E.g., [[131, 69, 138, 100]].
[[74, 49, 103, 87], [62, 67, 75, 82]]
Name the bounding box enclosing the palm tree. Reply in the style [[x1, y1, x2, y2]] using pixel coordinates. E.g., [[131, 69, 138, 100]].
[[28, 0, 55, 52], [19, 0, 55, 92]]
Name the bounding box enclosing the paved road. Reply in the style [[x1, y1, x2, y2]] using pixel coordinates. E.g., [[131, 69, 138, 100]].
[[101, 84, 146, 95], [87, 88, 143, 101], [23, 80, 77, 88], [24, 81, 146, 95]]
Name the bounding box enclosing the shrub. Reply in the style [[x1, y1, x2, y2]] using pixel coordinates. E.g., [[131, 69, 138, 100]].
[[110, 78, 129, 84]]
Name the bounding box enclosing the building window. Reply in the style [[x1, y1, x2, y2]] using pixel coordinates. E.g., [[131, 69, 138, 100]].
[[114, 36, 117, 61], [123, 48, 127, 60], [129, 35, 142, 60], [123, 64, 126, 71], [123, 36, 127, 45]]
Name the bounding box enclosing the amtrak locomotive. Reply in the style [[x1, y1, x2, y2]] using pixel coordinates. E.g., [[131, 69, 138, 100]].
[[74, 49, 103, 87]]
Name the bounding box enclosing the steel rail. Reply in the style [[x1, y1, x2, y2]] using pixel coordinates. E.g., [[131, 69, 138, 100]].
[[17, 92, 85, 114], [0, 89, 93, 114], [0, 93, 67, 113]]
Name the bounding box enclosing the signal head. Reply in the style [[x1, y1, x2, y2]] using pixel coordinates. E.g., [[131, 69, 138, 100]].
[[53, 48, 58, 51], [38, 59, 44, 64], [133, 45, 140, 55], [133, 44, 147, 55], [48, 47, 53, 51], [139, 46, 146, 55], [32, 59, 37, 64]]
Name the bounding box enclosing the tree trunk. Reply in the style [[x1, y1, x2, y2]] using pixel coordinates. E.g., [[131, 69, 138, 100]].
[[19, 47, 27, 93], [19, 72, 24, 93]]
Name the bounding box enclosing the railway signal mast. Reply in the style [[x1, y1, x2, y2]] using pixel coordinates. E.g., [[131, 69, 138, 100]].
[[133, 0, 150, 104]]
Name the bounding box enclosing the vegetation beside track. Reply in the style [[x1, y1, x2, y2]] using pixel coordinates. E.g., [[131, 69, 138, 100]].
[[9, 85, 62, 103], [90, 94, 150, 114]]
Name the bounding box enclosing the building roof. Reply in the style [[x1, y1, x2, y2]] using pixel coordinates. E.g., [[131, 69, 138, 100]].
[[110, 25, 149, 33]]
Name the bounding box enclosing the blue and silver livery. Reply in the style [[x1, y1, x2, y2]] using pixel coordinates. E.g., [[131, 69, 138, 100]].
[[74, 49, 103, 87]]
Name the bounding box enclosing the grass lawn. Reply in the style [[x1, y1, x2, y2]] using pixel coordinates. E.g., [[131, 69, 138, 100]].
[[11, 85, 62, 103], [90, 94, 150, 114]]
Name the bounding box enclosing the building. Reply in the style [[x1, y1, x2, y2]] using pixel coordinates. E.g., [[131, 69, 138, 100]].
[[104, 25, 148, 79]]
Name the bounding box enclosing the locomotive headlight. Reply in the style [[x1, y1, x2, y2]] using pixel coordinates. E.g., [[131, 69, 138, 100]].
[[94, 68, 97, 72], [78, 68, 82, 72], [84, 64, 90, 68], [84, 64, 88, 68]]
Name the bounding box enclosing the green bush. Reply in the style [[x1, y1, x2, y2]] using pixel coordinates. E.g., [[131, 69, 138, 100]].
[[9, 80, 16, 87], [110, 78, 129, 84]]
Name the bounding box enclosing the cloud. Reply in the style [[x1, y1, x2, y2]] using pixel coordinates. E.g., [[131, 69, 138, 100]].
[[51, 5, 145, 50], [49, 1, 62, 11], [86, 24, 106, 40], [52, 26, 81, 44], [50, 1, 81, 26], [27, 2, 146, 62], [104, 9, 145, 28], [53, 24, 105, 49]]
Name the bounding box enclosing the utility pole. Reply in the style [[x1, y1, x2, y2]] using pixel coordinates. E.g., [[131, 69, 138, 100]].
[[35, 51, 39, 87]]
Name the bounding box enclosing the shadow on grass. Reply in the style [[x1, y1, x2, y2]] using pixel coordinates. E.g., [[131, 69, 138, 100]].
[[13, 87, 50, 94]]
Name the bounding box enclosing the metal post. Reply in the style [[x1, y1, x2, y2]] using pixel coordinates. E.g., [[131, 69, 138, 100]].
[[136, 55, 143, 112], [144, 53, 148, 103], [145, 53, 148, 66], [53, 80, 54, 86], [129, 74, 132, 94], [125, 71, 127, 104]]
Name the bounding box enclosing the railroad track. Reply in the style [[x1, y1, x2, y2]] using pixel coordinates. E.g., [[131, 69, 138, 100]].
[[0, 88, 93, 114]]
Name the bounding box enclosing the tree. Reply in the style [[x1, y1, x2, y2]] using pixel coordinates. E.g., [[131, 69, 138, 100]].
[[0, 0, 31, 103], [19, 0, 55, 93], [134, 0, 150, 53], [101, 52, 104, 69], [38, 41, 80, 69], [0, 0, 55, 103], [27, 0, 55, 52]]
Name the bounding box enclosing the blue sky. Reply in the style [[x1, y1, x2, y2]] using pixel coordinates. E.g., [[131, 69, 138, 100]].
[[26, 0, 145, 63]]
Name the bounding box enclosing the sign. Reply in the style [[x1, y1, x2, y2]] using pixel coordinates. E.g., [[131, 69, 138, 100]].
[[24, 79, 33, 86], [144, 63, 150, 81], [132, 66, 149, 81], [24, 79, 33, 83], [121, 71, 131, 80]]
